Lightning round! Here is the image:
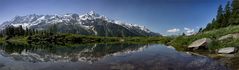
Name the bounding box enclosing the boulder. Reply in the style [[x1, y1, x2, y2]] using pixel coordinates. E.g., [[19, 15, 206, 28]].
[[218, 33, 239, 41], [188, 38, 212, 50], [218, 47, 237, 54]]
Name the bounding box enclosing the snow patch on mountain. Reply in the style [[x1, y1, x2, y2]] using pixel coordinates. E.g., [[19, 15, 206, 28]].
[[0, 11, 160, 36], [114, 21, 151, 33]]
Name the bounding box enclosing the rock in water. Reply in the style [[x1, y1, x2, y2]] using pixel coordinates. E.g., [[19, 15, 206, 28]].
[[188, 38, 212, 50], [218, 47, 237, 54]]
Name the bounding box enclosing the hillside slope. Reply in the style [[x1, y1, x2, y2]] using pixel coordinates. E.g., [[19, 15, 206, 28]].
[[169, 25, 239, 50]]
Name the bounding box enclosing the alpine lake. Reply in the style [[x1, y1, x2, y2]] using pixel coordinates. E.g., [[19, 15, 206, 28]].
[[0, 42, 236, 70]]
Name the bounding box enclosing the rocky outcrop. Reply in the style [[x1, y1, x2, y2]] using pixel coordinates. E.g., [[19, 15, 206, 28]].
[[188, 38, 212, 50], [218, 33, 239, 40], [218, 47, 237, 54]]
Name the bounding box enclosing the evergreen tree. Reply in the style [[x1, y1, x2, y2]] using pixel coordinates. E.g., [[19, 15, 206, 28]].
[[211, 18, 218, 29], [230, 0, 239, 25], [25, 27, 29, 35], [198, 28, 203, 33], [182, 33, 186, 36], [17, 25, 25, 36], [5, 26, 15, 36], [223, 1, 232, 26], [49, 24, 58, 33], [232, 0, 239, 13], [203, 0, 239, 31], [216, 5, 224, 27]]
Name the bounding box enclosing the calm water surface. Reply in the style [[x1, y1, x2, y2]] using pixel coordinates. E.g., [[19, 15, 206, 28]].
[[0, 43, 228, 70]]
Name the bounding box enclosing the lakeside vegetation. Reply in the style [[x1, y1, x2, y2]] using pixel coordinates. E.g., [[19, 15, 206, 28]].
[[3, 24, 239, 52], [166, 0, 239, 51], [168, 25, 239, 51], [0, 25, 171, 45]]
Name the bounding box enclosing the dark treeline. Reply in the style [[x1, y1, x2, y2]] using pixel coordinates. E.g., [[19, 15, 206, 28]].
[[203, 0, 239, 32], [0, 25, 168, 44], [1, 25, 60, 40], [0, 25, 120, 43], [3, 25, 37, 36]]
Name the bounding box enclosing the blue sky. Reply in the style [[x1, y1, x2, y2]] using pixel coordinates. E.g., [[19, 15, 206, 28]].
[[0, 0, 228, 35]]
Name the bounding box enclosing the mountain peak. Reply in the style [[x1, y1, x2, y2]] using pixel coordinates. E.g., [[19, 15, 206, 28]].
[[88, 11, 96, 15], [0, 11, 161, 36], [80, 11, 105, 20], [87, 11, 100, 17]]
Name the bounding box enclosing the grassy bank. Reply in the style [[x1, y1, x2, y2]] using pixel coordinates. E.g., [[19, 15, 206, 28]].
[[168, 25, 239, 51]]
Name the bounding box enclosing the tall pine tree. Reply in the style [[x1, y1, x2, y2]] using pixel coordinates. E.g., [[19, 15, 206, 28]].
[[223, 1, 232, 26], [230, 0, 239, 25], [203, 0, 239, 31], [232, 0, 239, 13], [216, 5, 224, 28]]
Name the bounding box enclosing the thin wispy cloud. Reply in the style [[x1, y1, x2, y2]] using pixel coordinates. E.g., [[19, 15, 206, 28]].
[[167, 28, 180, 33], [184, 27, 195, 35]]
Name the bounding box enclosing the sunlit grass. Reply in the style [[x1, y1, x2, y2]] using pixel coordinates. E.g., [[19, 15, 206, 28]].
[[169, 25, 239, 51]]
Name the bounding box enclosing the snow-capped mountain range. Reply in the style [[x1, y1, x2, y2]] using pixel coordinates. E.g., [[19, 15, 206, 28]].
[[0, 11, 160, 36]]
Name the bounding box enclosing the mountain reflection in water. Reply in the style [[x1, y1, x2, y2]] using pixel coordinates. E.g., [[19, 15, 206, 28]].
[[0, 42, 228, 70]]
